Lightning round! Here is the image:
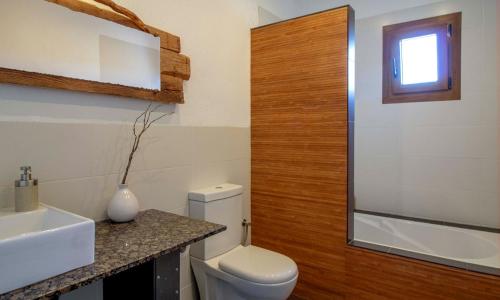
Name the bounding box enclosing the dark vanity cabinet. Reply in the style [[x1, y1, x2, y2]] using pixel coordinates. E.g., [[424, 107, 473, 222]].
[[103, 251, 180, 300]]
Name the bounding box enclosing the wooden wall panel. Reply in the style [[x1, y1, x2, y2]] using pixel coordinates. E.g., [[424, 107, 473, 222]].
[[251, 7, 350, 299], [251, 6, 500, 300]]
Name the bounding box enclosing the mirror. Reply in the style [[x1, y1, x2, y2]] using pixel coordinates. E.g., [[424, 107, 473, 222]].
[[0, 0, 160, 90]]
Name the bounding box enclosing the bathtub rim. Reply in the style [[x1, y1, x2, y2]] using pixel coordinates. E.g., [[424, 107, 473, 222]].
[[354, 209, 500, 234], [349, 211, 500, 276]]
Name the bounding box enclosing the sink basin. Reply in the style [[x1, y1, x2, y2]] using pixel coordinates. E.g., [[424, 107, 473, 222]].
[[0, 204, 95, 294]]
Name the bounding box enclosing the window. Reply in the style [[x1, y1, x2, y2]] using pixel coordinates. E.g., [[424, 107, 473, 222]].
[[400, 34, 438, 85], [383, 13, 461, 104]]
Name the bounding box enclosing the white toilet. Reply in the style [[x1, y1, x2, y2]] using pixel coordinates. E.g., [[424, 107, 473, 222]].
[[188, 183, 298, 300]]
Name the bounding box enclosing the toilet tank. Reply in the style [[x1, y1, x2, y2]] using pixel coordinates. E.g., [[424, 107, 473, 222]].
[[189, 183, 243, 260]]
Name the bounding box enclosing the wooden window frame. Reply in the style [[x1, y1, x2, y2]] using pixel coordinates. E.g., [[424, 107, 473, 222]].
[[383, 12, 461, 104]]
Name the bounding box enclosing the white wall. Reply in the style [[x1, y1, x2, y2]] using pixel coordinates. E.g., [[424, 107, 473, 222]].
[[0, 0, 256, 127], [0, 0, 265, 220], [0, 1, 298, 299], [255, 0, 302, 21], [294, 0, 446, 19], [354, 0, 499, 228], [0, 0, 300, 125], [258, 7, 283, 26]]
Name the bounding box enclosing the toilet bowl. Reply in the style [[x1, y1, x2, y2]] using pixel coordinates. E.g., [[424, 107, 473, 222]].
[[191, 245, 298, 300], [188, 183, 298, 300]]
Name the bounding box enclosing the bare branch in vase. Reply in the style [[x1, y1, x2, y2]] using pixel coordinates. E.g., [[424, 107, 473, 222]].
[[121, 103, 173, 184]]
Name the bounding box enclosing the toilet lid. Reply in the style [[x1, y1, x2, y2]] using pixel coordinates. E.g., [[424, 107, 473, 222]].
[[218, 246, 298, 284]]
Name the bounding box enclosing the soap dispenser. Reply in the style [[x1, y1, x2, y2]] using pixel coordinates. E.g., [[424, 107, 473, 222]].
[[15, 166, 39, 212]]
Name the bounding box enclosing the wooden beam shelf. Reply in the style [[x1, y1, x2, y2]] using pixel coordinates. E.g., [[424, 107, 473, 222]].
[[0, 0, 190, 104], [0, 67, 183, 103]]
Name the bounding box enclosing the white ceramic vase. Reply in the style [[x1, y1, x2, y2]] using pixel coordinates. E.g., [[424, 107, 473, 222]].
[[107, 184, 139, 223]]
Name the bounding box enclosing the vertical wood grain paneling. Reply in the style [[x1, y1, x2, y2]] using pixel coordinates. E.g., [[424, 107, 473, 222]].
[[251, 6, 500, 300]]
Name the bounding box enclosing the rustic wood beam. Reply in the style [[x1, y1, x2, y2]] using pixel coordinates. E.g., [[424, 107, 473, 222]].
[[44, 0, 181, 52], [93, 0, 150, 34], [161, 74, 184, 91], [0, 67, 183, 103], [160, 49, 191, 80], [149, 27, 181, 52]]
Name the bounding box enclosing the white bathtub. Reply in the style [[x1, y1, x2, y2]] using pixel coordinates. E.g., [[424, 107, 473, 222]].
[[354, 212, 500, 268]]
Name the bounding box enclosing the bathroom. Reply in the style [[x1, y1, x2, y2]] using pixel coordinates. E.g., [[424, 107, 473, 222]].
[[0, 0, 498, 299]]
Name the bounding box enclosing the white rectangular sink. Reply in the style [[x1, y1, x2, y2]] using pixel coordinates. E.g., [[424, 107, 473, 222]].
[[0, 204, 95, 294]]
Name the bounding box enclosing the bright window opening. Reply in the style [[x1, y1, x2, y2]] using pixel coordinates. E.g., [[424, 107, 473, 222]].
[[383, 13, 461, 103], [399, 33, 438, 85]]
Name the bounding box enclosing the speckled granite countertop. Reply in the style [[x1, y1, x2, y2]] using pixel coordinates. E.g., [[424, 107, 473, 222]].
[[0, 210, 225, 300]]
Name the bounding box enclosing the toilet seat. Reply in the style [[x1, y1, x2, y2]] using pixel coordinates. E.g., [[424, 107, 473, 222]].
[[219, 245, 297, 284], [191, 245, 298, 300]]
